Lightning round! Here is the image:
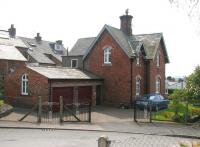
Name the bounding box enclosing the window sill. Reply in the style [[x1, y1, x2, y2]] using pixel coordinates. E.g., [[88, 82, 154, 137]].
[[102, 63, 112, 66], [21, 94, 29, 96]]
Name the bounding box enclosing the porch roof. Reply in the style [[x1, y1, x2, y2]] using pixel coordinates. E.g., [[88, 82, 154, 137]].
[[27, 66, 103, 80]]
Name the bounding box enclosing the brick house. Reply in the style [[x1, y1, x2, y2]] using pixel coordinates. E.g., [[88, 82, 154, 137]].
[[63, 12, 169, 105], [0, 27, 28, 99], [0, 25, 103, 107]]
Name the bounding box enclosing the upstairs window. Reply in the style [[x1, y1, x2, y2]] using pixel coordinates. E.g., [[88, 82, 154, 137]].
[[156, 52, 160, 67], [104, 48, 111, 64], [54, 44, 62, 51], [71, 59, 78, 68], [21, 74, 28, 95], [156, 76, 161, 94], [136, 76, 141, 96], [136, 57, 140, 66]]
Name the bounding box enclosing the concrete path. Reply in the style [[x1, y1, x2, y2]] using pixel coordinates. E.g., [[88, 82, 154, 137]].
[[0, 106, 199, 139], [0, 128, 198, 147]]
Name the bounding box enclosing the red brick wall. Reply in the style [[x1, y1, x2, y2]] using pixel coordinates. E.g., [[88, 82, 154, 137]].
[[84, 31, 132, 104], [148, 43, 166, 95], [0, 60, 25, 76], [84, 31, 166, 105], [4, 64, 49, 107], [132, 51, 147, 97]]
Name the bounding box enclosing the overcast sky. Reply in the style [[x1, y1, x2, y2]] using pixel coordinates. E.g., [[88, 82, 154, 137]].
[[0, 0, 199, 77]]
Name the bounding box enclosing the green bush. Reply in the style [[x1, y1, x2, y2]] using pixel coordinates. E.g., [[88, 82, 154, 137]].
[[0, 100, 4, 107], [162, 111, 173, 119], [172, 114, 182, 122]]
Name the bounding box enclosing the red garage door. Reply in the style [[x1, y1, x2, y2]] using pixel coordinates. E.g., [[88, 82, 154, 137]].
[[78, 86, 92, 103], [52, 87, 73, 105]]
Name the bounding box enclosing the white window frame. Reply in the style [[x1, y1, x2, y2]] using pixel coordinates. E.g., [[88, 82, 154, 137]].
[[136, 57, 140, 66], [156, 77, 161, 94], [104, 48, 111, 64], [71, 59, 78, 68], [136, 77, 141, 96], [55, 44, 62, 51], [21, 74, 28, 95], [156, 52, 160, 67]]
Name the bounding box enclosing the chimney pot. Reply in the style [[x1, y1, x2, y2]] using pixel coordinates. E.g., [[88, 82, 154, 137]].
[[8, 24, 16, 38], [56, 40, 62, 45], [120, 9, 133, 36], [35, 33, 42, 42]]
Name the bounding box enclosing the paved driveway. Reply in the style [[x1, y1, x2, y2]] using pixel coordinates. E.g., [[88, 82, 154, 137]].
[[0, 105, 200, 138]]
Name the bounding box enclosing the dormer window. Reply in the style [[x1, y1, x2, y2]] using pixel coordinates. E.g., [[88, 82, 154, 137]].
[[104, 47, 111, 64], [71, 59, 78, 68], [54, 40, 63, 51], [55, 44, 62, 51]]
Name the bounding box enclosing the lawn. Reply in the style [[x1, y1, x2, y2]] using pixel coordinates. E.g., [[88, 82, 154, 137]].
[[152, 101, 200, 122]]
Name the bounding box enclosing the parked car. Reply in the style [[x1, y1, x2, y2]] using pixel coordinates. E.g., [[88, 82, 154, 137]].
[[135, 94, 169, 111]]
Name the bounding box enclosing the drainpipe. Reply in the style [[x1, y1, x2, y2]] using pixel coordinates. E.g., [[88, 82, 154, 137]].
[[130, 58, 134, 107], [48, 79, 52, 102]]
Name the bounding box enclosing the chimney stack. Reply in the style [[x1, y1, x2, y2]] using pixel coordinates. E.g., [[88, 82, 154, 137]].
[[8, 24, 16, 38], [120, 9, 133, 36], [56, 40, 62, 45], [35, 33, 42, 42]]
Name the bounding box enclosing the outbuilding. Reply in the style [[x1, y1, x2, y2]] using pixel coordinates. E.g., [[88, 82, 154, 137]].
[[5, 65, 103, 107]]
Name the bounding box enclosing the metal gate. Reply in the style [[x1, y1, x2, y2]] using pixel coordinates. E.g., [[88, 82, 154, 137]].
[[133, 100, 152, 123], [37, 96, 91, 124], [40, 101, 60, 124], [62, 103, 91, 122]]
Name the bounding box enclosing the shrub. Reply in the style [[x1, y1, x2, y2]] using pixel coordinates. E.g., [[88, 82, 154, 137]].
[[162, 111, 173, 119], [0, 100, 3, 107], [191, 109, 200, 116]]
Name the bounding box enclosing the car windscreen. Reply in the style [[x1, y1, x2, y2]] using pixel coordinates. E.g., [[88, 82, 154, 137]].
[[143, 95, 156, 100]]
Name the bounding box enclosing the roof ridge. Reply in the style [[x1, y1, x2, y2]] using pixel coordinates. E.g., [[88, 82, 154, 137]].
[[19, 36, 54, 43], [133, 32, 163, 36], [78, 37, 96, 40], [105, 24, 120, 31]]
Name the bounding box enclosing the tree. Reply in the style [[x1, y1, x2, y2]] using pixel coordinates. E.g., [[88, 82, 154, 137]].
[[169, 0, 199, 17], [169, 0, 200, 34], [186, 65, 200, 99], [169, 89, 188, 122]]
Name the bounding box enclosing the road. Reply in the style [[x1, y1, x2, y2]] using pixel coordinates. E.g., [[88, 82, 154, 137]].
[[0, 128, 198, 147]]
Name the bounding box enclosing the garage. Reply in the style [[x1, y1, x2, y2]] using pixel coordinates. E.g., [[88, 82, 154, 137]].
[[52, 86, 92, 104], [24, 66, 103, 107], [52, 87, 73, 104], [78, 86, 92, 103]]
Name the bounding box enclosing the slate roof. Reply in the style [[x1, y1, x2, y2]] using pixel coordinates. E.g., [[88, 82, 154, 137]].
[[72, 24, 169, 63], [69, 37, 96, 56], [132, 33, 163, 60], [0, 44, 27, 61], [20, 37, 68, 64], [28, 66, 103, 80], [0, 30, 27, 48]]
